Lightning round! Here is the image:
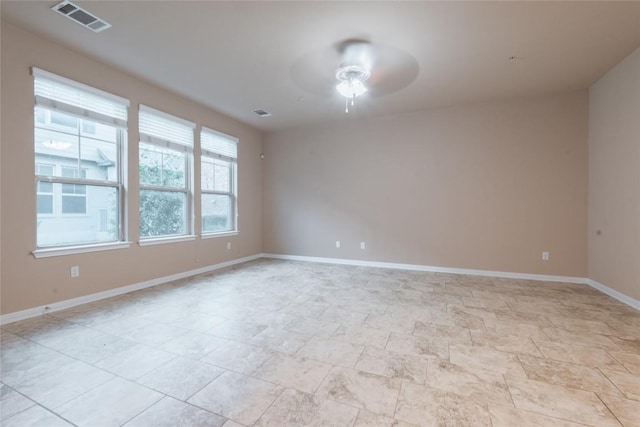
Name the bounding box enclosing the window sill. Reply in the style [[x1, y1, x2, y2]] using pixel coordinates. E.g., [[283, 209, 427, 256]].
[[201, 231, 239, 240], [138, 235, 197, 246], [33, 241, 132, 258]]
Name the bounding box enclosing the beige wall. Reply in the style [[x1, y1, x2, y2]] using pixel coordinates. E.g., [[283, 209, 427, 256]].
[[0, 21, 263, 314], [588, 48, 640, 301], [264, 92, 589, 277]]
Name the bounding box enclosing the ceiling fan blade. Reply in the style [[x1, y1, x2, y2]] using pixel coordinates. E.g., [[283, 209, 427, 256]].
[[366, 44, 419, 96], [290, 46, 341, 97]]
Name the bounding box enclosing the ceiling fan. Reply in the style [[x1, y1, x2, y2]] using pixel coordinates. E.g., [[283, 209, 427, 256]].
[[291, 38, 419, 113]]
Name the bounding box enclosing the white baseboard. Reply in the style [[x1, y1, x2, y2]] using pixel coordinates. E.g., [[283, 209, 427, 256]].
[[586, 279, 640, 311], [262, 253, 587, 284], [0, 254, 262, 325]]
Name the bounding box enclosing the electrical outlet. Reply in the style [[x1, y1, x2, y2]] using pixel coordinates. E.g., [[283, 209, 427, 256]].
[[542, 251, 549, 261], [227, 242, 231, 250], [360, 242, 366, 250], [70, 266, 80, 278], [335, 240, 341, 248]]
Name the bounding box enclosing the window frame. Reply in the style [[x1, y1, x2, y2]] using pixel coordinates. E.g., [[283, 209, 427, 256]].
[[32, 67, 130, 255], [200, 127, 238, 236]]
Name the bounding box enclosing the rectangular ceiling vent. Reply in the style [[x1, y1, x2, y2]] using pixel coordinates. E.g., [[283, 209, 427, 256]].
[[253, 109, 272, 117], [51, 1, 112, 33]]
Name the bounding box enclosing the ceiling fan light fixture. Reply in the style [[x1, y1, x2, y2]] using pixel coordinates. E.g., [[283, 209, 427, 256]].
[[335, 65, 370, 113], [335, 65, 370, 99], [336, 78, 368, 98]]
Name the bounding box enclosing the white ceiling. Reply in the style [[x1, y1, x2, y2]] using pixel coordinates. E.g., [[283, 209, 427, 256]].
[[2, 1, 639, 132]]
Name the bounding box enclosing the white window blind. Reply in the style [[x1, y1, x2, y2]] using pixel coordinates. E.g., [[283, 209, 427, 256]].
[[201, 127, 238, 161], [139, 105, 195, 152], [33, 67, 128, 128]]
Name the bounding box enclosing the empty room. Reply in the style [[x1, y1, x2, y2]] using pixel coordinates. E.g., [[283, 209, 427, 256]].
[[1, 1, 639, 426]]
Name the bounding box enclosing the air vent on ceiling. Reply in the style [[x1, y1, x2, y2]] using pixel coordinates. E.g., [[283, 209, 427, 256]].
[[253, 109, 272, 117], [51, 1, 111, 33]]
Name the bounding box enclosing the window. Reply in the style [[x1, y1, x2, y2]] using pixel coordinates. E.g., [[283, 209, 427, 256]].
[[61, 167, 87, 214], [201, 127, 238, 234], [33, 68, 128, 249], [36, 164, 54, 215], [139, 106, 194, 239]]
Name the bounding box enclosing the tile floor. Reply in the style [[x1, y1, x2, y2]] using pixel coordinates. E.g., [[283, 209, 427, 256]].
[[1, 259, 639, 426]]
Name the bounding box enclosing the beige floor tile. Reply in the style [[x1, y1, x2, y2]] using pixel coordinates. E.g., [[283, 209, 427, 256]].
[[200, 341, 273, 374], [601, 369, 640, 400], [2, 405, 73, 427], [253, 354, 332, 393], [248, 312, 301, 328], [506, 376, 620, 427], [363, 314, 417, 334], [296, 336, 364, 367], [355, 347, 427, 384], [284, 317, 341, 336], [486, 322, 551, 340], [534, 340, 627, 371], [55, 377, 163, 427], [352, 410, 417, 427], [542, 327, 619, 350], [488, 404, 589, 426], [188, 371, 283, 425], [221, 421, 246, 427], [316, 366, 401, 417], [598, 393, 640, 427], [426, 359, 513, 406], [280, 301, 332, 318], [329, 324, 390, 349], [12, 360, 114, 409], [492, 309, 555, 327], [1, 315, 73, 339], [95, 344, 176, 380], [166, 312, 228, 333], [0, 342, 77, 387], [434, 306, 487, 331], [395, 382, 492, 427], [384, 304, 436, 324], [0, 330, 26, 348], [507, 302, 562, 317], [463, 296, 513, 310], [208, 319, 268, 341], [385, 333, 449, 360], [412, 321, 472, 345], [124, 396, 226, 427], [137, 356, 225, 400], [610, 351, 640, 375], [317, 308, 367, 326], [518, 355, 624, 397], [254, 388, 358, 427], [24, 322, 137, 364], [118, 323, 189, 347], [470, 330, 543, 357], [449, 344, 527, 378], [0, 384, 35, 421], [548, 316, 619, 335], [250, 327, 308, 354], [607, 336, 640, 354], [158, 331, 227, 359]]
